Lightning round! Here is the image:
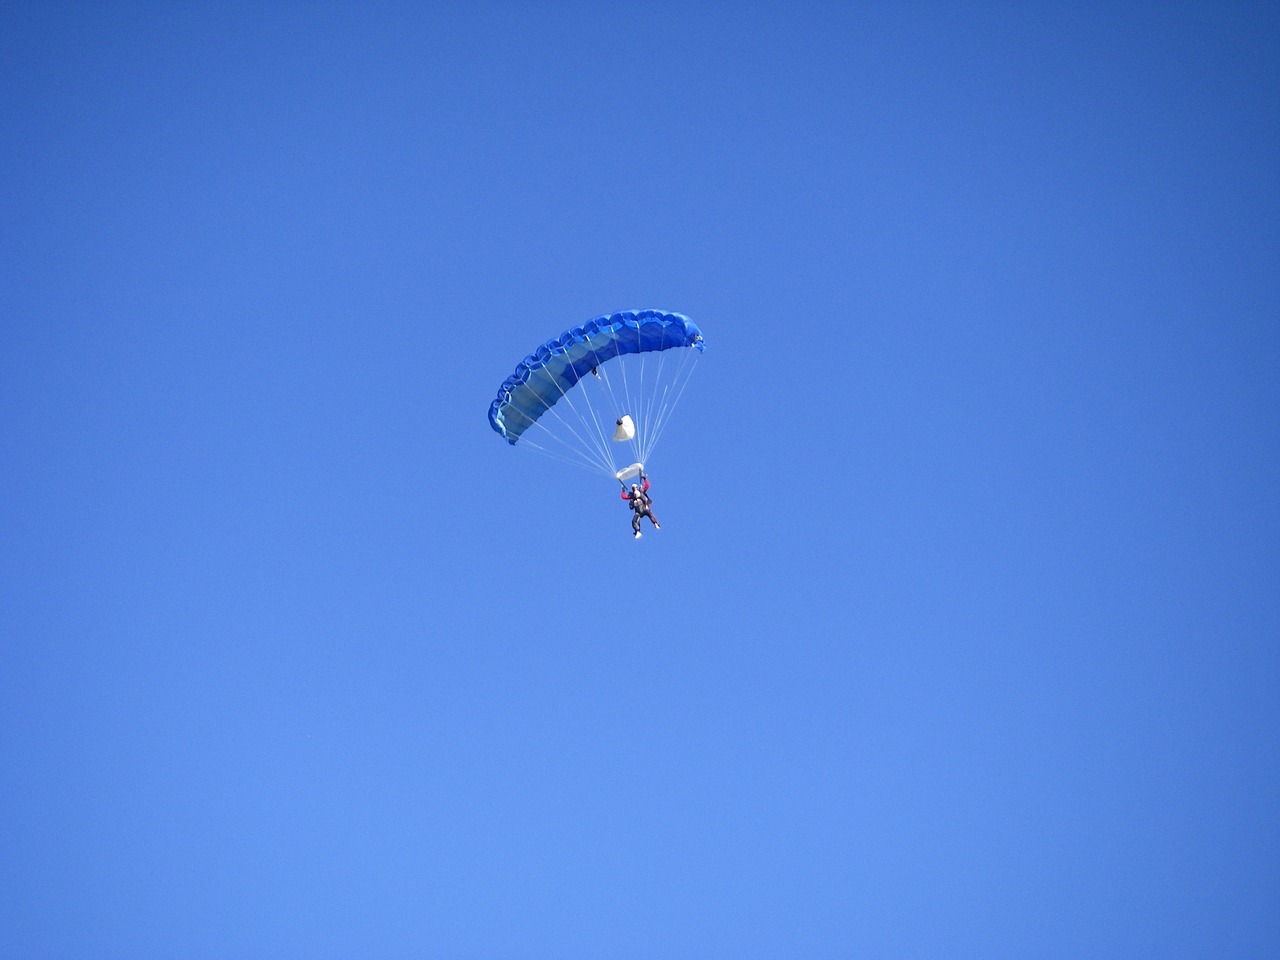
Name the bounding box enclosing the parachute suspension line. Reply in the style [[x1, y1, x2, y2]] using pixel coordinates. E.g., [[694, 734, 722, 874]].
[[639, 335, 660, 464], [632, 343, 645, 461], [566, 363, 623, 472], [637, 323, 671, 464], [660, 346, 700, 444], [643, 343, 700, 460], [516, 433, 613, 477], [630, 338, 658, 466], [635, 330, 658, 464], [586, 341, 639, 471], [631, 343, 657, 466], [589, 327, 698, 469], [616, 334, 638, 457], [518, 411, 609, 475], [586, 343, 622, 423], [564, 370, 616, 473], [551, 363, 620, 472], [653, 343, 690, 438], [519, 366, 615, 476], [533, 386, 612, 475]]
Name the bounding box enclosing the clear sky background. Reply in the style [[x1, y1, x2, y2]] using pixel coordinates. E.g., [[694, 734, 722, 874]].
[[3, 3, 1278, 957]]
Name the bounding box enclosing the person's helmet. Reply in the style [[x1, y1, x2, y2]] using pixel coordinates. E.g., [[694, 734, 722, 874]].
[[631, 483, 640, 491]]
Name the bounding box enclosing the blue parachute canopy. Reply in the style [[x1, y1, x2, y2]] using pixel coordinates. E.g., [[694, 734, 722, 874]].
[[488, 310, 705, 444]]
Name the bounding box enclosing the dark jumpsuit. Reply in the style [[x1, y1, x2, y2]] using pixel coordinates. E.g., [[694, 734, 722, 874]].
[[621, 477, 659, 534]]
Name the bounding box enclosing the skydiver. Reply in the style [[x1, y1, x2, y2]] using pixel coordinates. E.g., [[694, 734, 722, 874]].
[[620, 473, 659, 539]]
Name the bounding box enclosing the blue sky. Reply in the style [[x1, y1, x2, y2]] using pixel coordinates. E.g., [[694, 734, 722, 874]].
[[3, 2, 1278, 957]]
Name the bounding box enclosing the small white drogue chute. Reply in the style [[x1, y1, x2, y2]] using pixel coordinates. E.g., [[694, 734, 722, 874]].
[[613, 415, 635, 441]]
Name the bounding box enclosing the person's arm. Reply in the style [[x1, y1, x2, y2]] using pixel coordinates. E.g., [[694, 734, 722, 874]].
[[641, 477, 650, 494]]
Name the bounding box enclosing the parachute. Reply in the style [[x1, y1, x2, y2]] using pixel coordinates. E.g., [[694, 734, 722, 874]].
[[488, 310, 705, 478]]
